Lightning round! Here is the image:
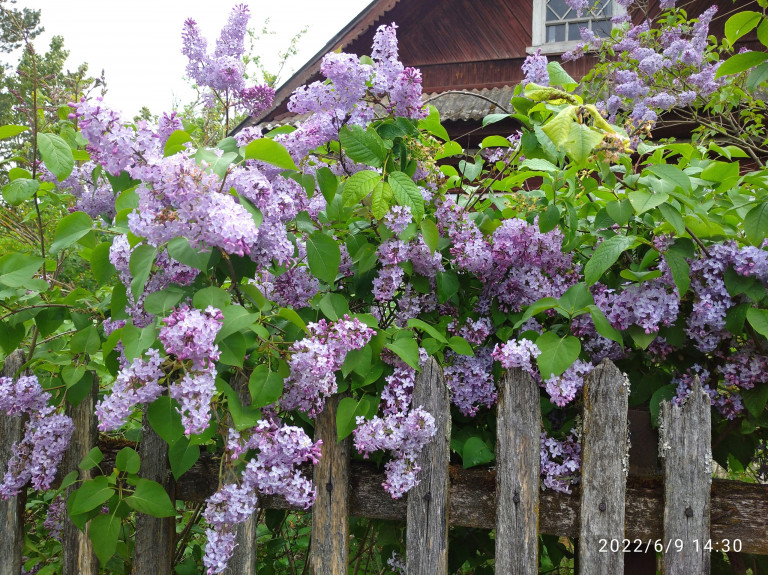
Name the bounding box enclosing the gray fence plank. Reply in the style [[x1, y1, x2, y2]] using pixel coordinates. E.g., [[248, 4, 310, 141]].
[[311, 394, 350, 575], [406, 358, 450, 575], [132, 409, 176, 574], [60, 376, 99, 574], [225, 374, 258, 575], [0, 350, 26, 575], [660, 378, 711, 575], [495, 367, 540, 575], [579, 359, 630, 575]]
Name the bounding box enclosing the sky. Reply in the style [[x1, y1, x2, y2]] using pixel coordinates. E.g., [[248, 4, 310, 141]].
[[11, 0, 372, 118]]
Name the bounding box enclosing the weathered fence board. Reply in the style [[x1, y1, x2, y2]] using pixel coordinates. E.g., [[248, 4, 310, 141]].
[[0, 350, 26, 575], [132, 409, 176, 575], [406, 358, 451, 575], [495, 367, 540, 575], [579, 360, 630, 575], [225, 374, 258, 575], [661, 379, 712, 575], [60, 377, 99, 575], [311, 394, 351, 575]]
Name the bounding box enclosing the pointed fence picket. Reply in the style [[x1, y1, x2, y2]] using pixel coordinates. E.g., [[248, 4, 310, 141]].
[[1, 358, 766, 574]]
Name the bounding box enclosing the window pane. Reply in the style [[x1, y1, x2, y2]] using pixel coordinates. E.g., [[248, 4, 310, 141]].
[[546, 0, 571, 21], [599, 0, 613, 17], [568, 24, 583, 41], [592, 18, 612, 37], [547, 24, 566, 43]]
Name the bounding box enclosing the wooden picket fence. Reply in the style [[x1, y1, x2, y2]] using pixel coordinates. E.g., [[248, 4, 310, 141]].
[[2, 352, 768, 575]]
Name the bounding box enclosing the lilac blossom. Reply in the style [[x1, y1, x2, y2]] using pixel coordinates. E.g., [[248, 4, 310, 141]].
[[541, 431, 581, 493], [522, 50, 549, 86], [444, 348, 497, 416], [43, 495, 66, 542]]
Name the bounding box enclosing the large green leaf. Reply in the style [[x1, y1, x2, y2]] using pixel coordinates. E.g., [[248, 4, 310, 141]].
[[50, 211, 93, 254], [249, 364, 284, 408], [535, 332, 581, 379], [385, 336, 420, 370], [341, 170, 381, 207], [169, 436, 200, 480], [89, 512, 121, 566], [306, 231, 341, 285], [371, 181, 392, 219], [420, 218, 439, 253], [244, 138, 297, 170], [407, 318, 448, 343], [745, 202, 768, 245], [69, 476, 114, 515], [336, 396, 374, 440], [563, 122, 603, 165], [646, 164, 691, 193], [716, 51, 768, 78], [148, 396, 185, 443], [129, 244, 157, 300], [163, 130, 192, 156], [584, 235, 638, 285], [462, 436, 495, 468], [725, 11, 762, 44], [388, 171, 424, 221], [125, 479, 176, 517], [0, 253, 44, 287], [2, 178, 39, 205], [417, 105, 449, 141], [339, 125, 386, 167], [0, 125, 28, 139], [747, 308, 768, 338], [541, 106, 575, 148], [115, 447, 140, 474], [664, 250, 691, 297], [628, 190, 669, 214], [38, 133, 74, 181]]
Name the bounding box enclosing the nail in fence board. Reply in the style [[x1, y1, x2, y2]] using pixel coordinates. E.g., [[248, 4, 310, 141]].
[[406, 358, 450, 575], [661, 379, 711, 575], [311, 394, 350, 575], [132, 409, 176, 574], [579, 359, 629, 575], [225, 374, 258, 575], [0, 351, 26, 575], [60, 377, 99, 574], [495, 367, 540, 575]]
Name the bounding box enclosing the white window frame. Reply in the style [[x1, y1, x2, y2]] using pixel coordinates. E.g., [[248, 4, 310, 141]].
[[529, 0, 627, 55]]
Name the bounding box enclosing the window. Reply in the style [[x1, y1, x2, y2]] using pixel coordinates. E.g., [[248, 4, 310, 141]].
[[531, 0, 626, 54]]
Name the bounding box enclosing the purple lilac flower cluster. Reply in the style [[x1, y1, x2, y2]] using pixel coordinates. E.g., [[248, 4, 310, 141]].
[[43, 495, 66, 542], [0, 375, 74, 499], [444, 348, 496, 416], [541, 431, 581, 493], [281, 316, 376, 416], [522, 49, 549, 86], [354, 351, 437, 498], [182, 5, 274, 116], [203, 415, 321, 573], [40, 161, 116, 220]]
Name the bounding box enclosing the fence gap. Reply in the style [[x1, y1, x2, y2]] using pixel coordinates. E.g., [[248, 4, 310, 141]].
[[406, 358, 450, 575], [60, 376, 99, 574], [660, 377, 711, 575], [311, 393, 350, 574], [224, 374, 258, 575], [132, 407, 176, 574], [0, 350, 27, 574], [578, 359, 629, 575], [495, 367, 540, 575]]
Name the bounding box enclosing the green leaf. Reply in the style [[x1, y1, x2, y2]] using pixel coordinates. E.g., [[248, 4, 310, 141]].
[[514, 297, 558, 329], [541, 106, 575, 148], [167, 237, 215, 271], [480, 135, 513, 149], [316, 167, 338, 203], [628, 325, 657, 349], [69, 476, 113, 514], [646, 164, 691, 192], [79, 447, 104, 470], [318, 293, 350, 321], [745, 202, 768, 245], [339, 125, 386, 167], [535, 332, 581, 379], [0, 125, 28, 139], [148, 396, 185, 443], [0, 322, 25, 354], [407, 318, 448, 343], [370, 181, 392, 219], [163, 130, 192, 156], [747, 308, 768, 338], [90, 241, 116, 285], [38, 133, 74, 181], [650, 384, 677, 427], [2, 178, 39, 205], [546, 61, 577, 89], [193, 286, 230, 310], [462, 436, 495, 468], [584, 235, 638, 285], [244, 138, 297, 170], [658, 203, 685, 236], [218, 332, 246, 367], [50, 211, 93, 254], [520, 158, 559, 172], [716, 51, 768, 78], [143, 286, 187, 316], [277, 308, 308, 333], [539, 203, 560, 233], [417, 105, 449, 141], [663, 250, 690, 296], [306, 232, 341, 285], [746, 61, 768, 91], [211, 151, 238, 179], [563, 123, 603, 165], [125, 478, 176, 517], [628, 190, 669, 214], [587, 305, 622, 345], [115, 447, 140, 474], [341, 170, 381, 206], [448, 335, 474, 356], [168, 436, 200, 480], [89, 512, 121, 566], [436, 271, 460, 303], [385, 336, 420, 370], [387, 171, 424, 221], [557, 283, 593, 316], [725, 11, 762, 44], [249, 365, 284, 408], [129, 244, 157, 300], [71, 325, 100, 355], [420, 219, 439, 254], [741, 385, 768, 419], [336, 396, 373, 440], [0, 253, 44, 287], [605, 199, 633, 226]]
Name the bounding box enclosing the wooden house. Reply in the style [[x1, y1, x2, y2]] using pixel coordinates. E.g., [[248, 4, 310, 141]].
[[237, 0, 760, 146]]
